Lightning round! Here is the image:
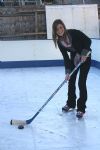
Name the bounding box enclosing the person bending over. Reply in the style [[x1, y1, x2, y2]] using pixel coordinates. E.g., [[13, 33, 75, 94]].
[[52, 19, 91, 118]]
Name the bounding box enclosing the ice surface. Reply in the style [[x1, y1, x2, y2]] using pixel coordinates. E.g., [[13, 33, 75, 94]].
[[0, 66, 100, 150]]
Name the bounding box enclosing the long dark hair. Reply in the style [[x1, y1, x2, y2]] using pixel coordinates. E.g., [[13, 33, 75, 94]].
[[52, 19, 67, 47]]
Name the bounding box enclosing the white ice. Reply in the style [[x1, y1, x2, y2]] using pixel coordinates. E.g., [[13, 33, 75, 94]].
[[0, 64, 100, 150]]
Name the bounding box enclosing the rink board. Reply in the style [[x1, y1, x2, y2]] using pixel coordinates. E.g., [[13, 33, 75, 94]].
[[0, 39, 100, 69]]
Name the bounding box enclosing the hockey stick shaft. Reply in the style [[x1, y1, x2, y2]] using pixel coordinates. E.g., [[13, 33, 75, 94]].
[[10, 63, 81, 126], [26, 60, 85, 124], [11, 51, 91, 126], [10, 80, 66, 126]]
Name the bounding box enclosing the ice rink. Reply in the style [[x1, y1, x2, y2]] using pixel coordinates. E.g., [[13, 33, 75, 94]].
[[0, 65, 100, 150]]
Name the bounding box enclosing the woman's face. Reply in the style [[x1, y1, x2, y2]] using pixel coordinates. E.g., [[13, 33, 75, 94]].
[[56, 24, 65, 37]]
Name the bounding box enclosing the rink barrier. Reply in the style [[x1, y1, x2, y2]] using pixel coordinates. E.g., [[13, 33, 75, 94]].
[[91, 60, 100, 69], [0, 60, 64, 68], [0, 39, 100, 69], [0, 59, 100, 69]]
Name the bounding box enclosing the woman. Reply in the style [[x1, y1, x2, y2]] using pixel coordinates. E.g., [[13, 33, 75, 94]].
[[52, 19, 91, 118]]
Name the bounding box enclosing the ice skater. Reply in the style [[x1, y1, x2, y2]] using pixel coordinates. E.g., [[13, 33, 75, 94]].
[[52, 19, 91, 118]]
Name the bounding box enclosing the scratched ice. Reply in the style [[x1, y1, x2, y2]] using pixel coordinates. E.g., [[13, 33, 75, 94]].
[[0, 64, 100, 150]]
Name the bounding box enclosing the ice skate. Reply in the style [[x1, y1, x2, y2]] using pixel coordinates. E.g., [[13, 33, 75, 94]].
[[76, 111, 84, 119], [62, 104, 74, 112]]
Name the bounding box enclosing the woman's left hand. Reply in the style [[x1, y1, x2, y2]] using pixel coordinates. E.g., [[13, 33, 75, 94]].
[[81, 56, 87, 63]]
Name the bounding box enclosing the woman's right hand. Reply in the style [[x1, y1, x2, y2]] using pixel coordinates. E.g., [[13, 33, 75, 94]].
[[65, 73, 70, 81]]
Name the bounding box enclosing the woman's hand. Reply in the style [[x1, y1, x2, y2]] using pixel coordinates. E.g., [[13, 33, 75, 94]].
[[81, 56, 87, 63], [65, 73, 70, 81]]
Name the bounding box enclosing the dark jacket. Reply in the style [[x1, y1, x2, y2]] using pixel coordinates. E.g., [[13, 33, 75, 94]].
[[57, 29, 92, 74]]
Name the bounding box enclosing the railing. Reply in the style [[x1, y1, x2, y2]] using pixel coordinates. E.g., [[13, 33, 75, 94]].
[[0, 0, 43, 6], [1, 0, 100, 7]]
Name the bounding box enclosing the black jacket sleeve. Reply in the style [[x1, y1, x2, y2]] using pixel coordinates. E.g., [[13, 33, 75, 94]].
[[57, 41, 71, 74], [78, 30, 91, 49], [77, 30, 92, 56]]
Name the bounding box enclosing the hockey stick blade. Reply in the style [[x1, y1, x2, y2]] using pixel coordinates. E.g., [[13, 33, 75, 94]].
[[10, 119, 26, 126]]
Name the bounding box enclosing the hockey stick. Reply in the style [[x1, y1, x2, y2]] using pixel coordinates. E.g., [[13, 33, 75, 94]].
[[10, 51, 91, 126]]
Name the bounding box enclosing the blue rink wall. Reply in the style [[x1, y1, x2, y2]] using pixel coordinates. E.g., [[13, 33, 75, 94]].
[[0, 39, 100, 69]]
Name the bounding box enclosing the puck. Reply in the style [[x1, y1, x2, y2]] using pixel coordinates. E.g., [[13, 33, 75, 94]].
[[18, 125, 24, 129]]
